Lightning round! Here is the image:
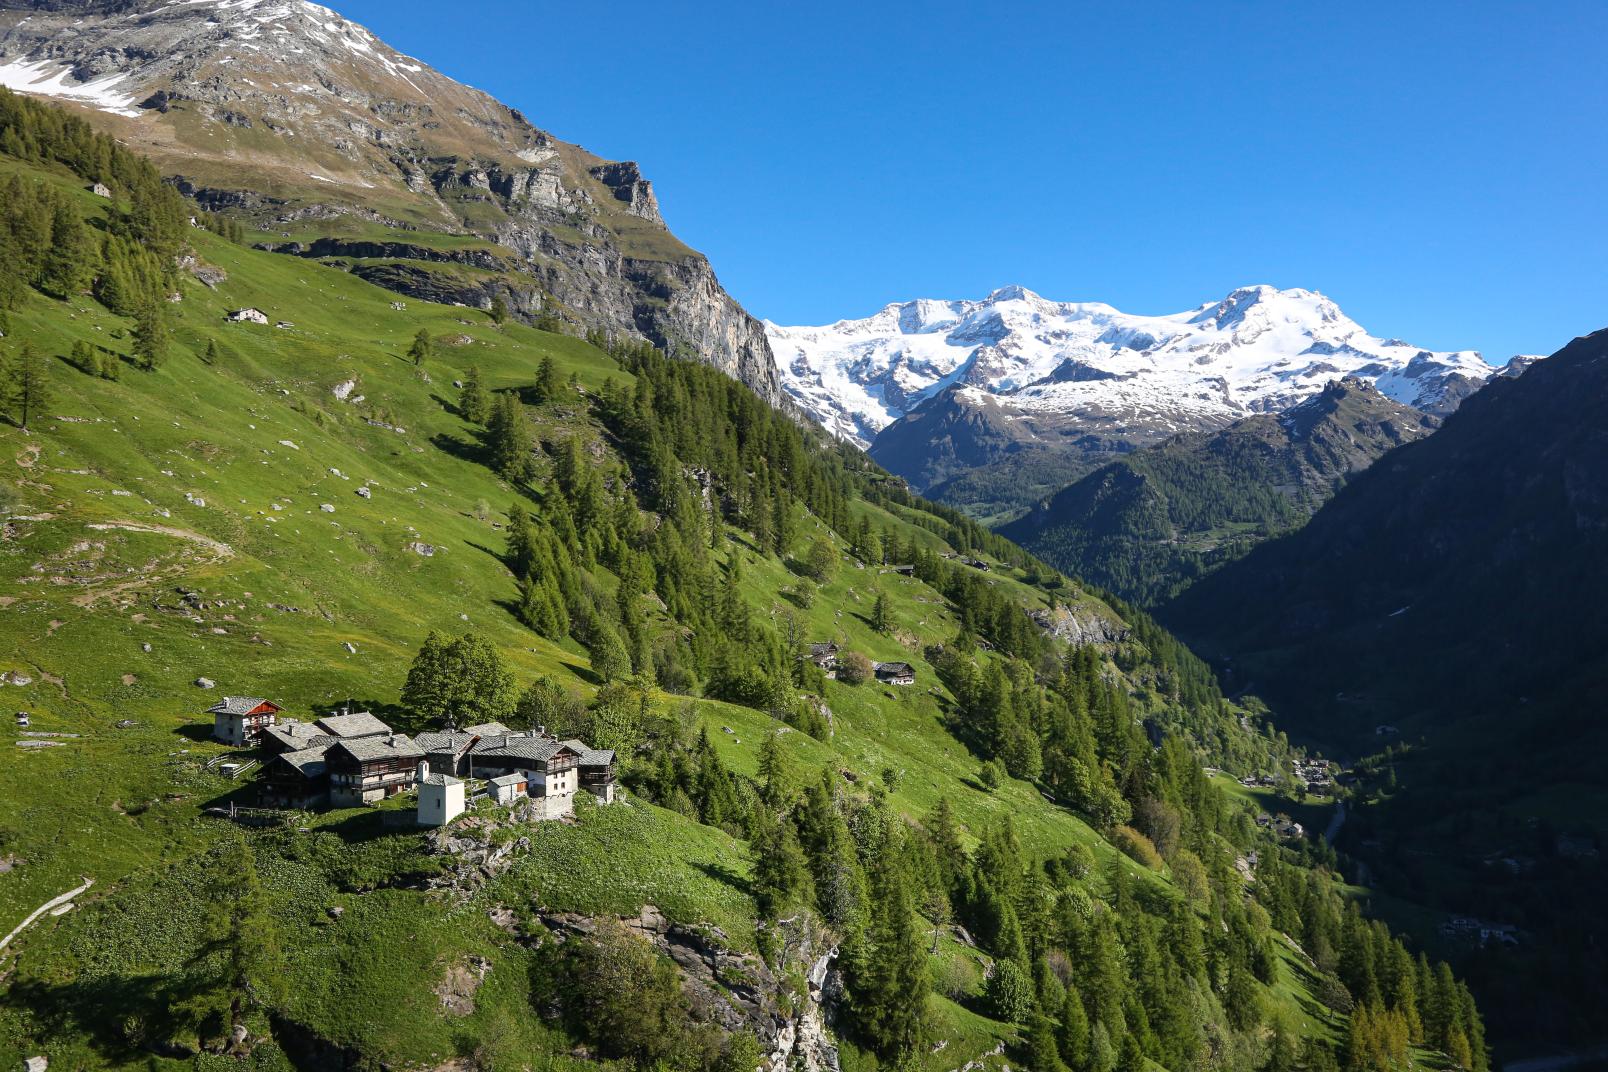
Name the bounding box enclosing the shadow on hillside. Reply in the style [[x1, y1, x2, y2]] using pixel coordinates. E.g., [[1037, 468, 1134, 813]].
[[174, 722, 217, 742], [692, 859, 752, 897], [429, 430, 487, 468], [7, 973, 186, 1066]]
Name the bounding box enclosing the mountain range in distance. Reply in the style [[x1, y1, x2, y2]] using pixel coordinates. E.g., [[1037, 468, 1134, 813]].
[[767, 284, 1539, 520]]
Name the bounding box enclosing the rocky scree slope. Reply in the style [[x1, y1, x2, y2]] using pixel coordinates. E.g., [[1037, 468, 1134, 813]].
[[0, 0, 781, 400]]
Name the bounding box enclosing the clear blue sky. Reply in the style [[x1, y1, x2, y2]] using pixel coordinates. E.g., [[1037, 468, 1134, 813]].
[[338, 0, 1605, 359]]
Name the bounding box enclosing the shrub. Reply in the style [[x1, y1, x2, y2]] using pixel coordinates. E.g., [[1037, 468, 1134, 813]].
[[984, 958, 1034, 1023], [1111, 825, 1164, 869], [836, 651, 873, 685]]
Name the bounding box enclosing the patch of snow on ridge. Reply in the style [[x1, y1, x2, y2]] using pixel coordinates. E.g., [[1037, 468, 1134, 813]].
[[0, 60, 143, 117], [767, 285, 1498, 447]]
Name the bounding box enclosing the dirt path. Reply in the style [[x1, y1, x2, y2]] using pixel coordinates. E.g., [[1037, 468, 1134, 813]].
[[71, 521, 235, 607], [85, 521, 234, 559], [0, 876, 94, 953]]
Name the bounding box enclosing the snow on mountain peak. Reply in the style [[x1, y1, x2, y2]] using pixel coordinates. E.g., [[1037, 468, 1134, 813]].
[[767, 285, 1496, 448]]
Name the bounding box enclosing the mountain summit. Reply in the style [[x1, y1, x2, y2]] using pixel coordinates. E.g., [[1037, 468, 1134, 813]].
[[767, 284, 1496, 450], [0, 0, 781, 398]]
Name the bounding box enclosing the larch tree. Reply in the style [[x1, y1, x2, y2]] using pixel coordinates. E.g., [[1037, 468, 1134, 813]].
[[3, 341, 51, 430]]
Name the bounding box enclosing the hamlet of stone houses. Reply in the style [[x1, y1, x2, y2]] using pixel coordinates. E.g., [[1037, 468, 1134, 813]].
[[207, 695, 617, 827]]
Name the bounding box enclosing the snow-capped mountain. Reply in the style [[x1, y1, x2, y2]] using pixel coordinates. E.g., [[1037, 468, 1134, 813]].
[[0, 0, 780, 400], [767, 284, 1501, 449]]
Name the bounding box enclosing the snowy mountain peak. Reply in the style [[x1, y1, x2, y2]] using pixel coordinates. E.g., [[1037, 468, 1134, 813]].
[[768, 285, 1501, 448]]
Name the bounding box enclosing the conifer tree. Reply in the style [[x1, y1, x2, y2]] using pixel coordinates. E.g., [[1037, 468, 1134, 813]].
[[172, 836, 286, 1048], [408, 327, 431, 366], [132, 300, 168, 370], [489, 294, 508, 324], [1059, 984, 1092, 1071], [534, 354, 559, 403], [870, 589, 891, 634], [41, 201, 96, 298], [486, 392, 534, 482], [3, 341, 50, 430], [854, 830, 930, 1059], [459, 364, 489, 424]]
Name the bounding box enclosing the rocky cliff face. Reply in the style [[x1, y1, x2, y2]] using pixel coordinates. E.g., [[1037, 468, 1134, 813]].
[[0, 0, 780, 400]]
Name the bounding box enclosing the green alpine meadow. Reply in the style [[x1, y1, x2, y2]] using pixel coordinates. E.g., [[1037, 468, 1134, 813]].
[[0, 2, 1601, 1072]]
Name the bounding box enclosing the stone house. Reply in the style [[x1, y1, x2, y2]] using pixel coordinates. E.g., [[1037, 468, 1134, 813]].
[[327, 733, 425, 806], [209, 696, 281, 747], [873, 661, 916, 686], [417, 768, 466, 827]]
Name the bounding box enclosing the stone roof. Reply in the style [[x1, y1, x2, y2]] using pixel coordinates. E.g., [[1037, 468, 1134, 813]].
[[333, 733, 424, 763], [420, 772, 461, 787], [207, 695, 278, 716], [874, 661, 915, 676], [462, 721, 512, 737], [275, 745, 330, 778], [562, 739, 616, 767], [415, 730, 477, 754], [262, 720, 333, 750], [470, 733, 577, 764], [315, 711, 393, 739], [488, 773, 526, 788]]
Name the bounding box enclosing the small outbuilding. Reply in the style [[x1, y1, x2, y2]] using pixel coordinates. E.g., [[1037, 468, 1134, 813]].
[[488, 772, 527, 805], [417, 768, 466, 827]]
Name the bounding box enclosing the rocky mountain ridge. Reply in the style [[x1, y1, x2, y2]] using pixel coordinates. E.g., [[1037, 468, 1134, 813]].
[[0, 0, 781, 399], [1002, 376, 1443, 604], [769, 284, 1506, 449]]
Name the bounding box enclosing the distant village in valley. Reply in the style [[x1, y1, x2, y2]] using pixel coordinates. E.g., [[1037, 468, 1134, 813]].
[[207, 696, 617, 827]]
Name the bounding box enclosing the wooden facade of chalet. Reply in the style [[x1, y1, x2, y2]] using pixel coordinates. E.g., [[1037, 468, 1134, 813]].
[[326, 733, 425, 806], [209, 696, 282, 747], [874, 661, 916, 686]]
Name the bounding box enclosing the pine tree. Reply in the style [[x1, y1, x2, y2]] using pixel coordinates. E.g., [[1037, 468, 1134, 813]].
[[489, 294, 509, 324], [534, 355, 558, 404], [854, 831, 930, 1059], [132, 300, 168, 370], [459, 364, 489, 424], [172, 836, 286, 1048], [749, 804, 810, 916], [41, 201, 96, 298], [202, 338, 219, 365], [1059, 984, 1092, 1071], [3, 341, 51, 430], [1029, 1013, 1072, 1072], [486, 392, 534, 482], [870, 589, 891, 634], [408, 327, 431, 366]]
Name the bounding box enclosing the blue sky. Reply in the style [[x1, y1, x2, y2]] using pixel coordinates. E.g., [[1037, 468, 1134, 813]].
[[338, 0, 1606, 359]]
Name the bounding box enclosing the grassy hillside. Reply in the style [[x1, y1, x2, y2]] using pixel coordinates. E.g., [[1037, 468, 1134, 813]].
[[1002, 380, 1440, 607], [0, 97, 1483, 1072]]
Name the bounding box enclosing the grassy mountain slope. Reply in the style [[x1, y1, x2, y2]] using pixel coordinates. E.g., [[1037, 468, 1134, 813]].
[[1002, 379, 1440, 606], [1163, 330, 1608, 1053], [0, 97, 1481, 1072]]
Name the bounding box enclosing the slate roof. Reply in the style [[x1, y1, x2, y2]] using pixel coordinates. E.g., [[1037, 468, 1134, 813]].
[[488, 773, 526, 788], [208, 695, 279, 716], [275, 746, 330, 778], [315, 711, 393, 739], [562, 739, 616, 767], [462, 721, 512, 737], [420, 772, 461, 787], [808, 643, 839, 658], [262, 720, 333, 751], [332, 733, 424, 763], [469, 733, 578, 764], [415, 730, 477, 754], [874, 661, 915, 677]]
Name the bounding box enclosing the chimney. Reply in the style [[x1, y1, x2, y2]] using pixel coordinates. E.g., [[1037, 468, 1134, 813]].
[[417, 759, 430, 781]]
